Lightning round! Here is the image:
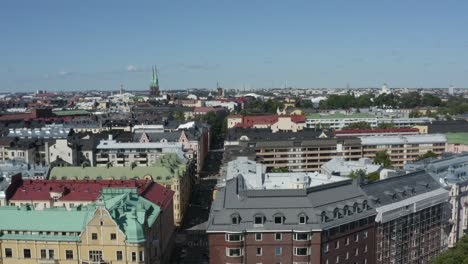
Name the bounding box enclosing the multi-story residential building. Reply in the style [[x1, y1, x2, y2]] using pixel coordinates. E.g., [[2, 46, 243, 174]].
[[360, 134, 447, 168], [134, 121, 210, 175], [226, 131, 447, 172], [47, 138, 79, 166], [95, 135, 186, 167], [361, 171, 450, 264], [49, 153, 191, 226], [404, 153, 468, 248], [4, 178, 175, 263], [227, 114, 306, 132], [305, 113, 434, 130], [0, 187, 171, 263], [208, 160, 377, 264], [225, 129, 361, 172], [334, 128, 420, 138], [321, 157, 382, 178]]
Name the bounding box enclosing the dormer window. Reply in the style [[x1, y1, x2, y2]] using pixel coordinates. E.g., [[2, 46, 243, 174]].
[[254, 215, 264, 225], [362, 200, 368, 210], [231, 214, 240, 225], [321, 212, 328, 223], [299, 214, 307, 224], [353, 203, 359, 213], [274, 214, 284, 224], [333, 208, 340, 219], [343, 206, 349, 216]]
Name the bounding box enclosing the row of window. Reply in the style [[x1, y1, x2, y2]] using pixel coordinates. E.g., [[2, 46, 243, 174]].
[[226, 247, 310, 257], [4, 248, 143, 261], [325, 256, 368, 264], [225, 232, 311, 242], [323, 231, 369, 253], [231, 213, 308, 225], [90, 232, 117, 240]]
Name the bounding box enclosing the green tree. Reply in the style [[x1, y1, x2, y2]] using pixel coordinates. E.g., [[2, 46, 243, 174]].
[[173, 110, 185, 122], [416, 150, 438, 161], [377, 122, 395, 129], [374, 151, 392, 168], [348, 169, 366, 179], [343, 121, 372, 130], [366, 171, 380, 181], [409, 110, 422, 118], [271, 167, 289, 173], [431, 235, 468, 264]]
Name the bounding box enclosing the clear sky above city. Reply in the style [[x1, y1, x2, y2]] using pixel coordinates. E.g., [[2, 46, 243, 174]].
[[1, 0, 468, 92]]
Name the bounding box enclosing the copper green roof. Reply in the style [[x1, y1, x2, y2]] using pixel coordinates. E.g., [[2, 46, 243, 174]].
[[49, 153, 187, 184], [101, 188, 160, 243], [446, 133, 468, 144], [0, 205, 94, 241]]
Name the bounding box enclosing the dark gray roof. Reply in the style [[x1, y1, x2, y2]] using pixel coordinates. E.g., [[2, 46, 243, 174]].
[[361, 171, 441, 207], [427, 120, 468, 134], [133, 131, 182, 142], [207, 177, 376, 233]]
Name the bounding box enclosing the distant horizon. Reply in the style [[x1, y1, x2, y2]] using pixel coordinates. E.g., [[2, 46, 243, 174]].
[[2, 1, 468, 92]]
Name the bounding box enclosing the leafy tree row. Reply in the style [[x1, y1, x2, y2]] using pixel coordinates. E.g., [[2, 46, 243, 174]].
[[431, 235, 468, 264], [319, 92, 443, 109]]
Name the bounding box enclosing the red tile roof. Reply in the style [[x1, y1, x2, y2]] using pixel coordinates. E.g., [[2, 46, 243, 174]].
[[9, 179, 174, 209]]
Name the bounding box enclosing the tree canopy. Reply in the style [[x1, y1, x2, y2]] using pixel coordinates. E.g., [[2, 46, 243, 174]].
[[416, 150, 438, 161], [374, 151, 392, 168], [343, 121, 372, 130], [431, 235, 468, 264]]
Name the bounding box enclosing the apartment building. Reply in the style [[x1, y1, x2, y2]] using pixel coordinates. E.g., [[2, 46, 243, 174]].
[[95, 136, 186, 167], [49, 153, 192, 226], [208, 160, 377, 264], [362, 171, 449, 264], [305, 113, 434, 130], [227, 114, 306, 132], [0, 188, 168, 264], [404, 153, 468, 248], [134, 121, 210, 175], [360, 134, 447, 168]]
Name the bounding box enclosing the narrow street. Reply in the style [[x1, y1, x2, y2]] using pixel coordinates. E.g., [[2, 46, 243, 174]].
[[170, 137, 223, 264]]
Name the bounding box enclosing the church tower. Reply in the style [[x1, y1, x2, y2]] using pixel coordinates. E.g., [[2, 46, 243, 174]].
[[149, 66, 160, 97]]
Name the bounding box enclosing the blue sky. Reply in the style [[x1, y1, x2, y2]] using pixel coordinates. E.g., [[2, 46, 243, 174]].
[[1, 0, 468, 92]]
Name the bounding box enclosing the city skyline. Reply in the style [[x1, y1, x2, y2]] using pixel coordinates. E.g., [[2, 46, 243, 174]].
[[1, 0, 468, 92]]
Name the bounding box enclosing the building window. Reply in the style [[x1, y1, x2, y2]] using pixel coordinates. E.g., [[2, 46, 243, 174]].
[[92, 233, 98, 240], [274, 215, 283, 224], [116, 251, 123, 261], [345, 237, 350, 245], [275, 247, 282, 256], [335, 256, 340, 263], [275, 233, 282, 241], [364, 245, 368, 252], [354, 234, 359, 242], [231, 214, 240, 225], [111, 233, 117, 240], [346, 251, 349, 259], [293, 232, 309, 241], [355, 248, 359, 256], [255, 233, 263, 241], [132, 252, 137, 261], [256, 247, 262, 256], [225, 233, 243, 242], [65, 250, 73, 260], [299, 215, 307, 224], [363, 231, 368, 239], [254, 215, 264, 225], [24, 249, 31, 259], [5, 248, 12, 258], [89, 250, 102, 262], [48, 249, 55, 259], [41, 249, 47, 259], [294, 247, 309, 256], [323, 243, 329, 253], [139, 251, 144, 261], [335, 241, 340, 249], [226, 248, 242, 257]]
